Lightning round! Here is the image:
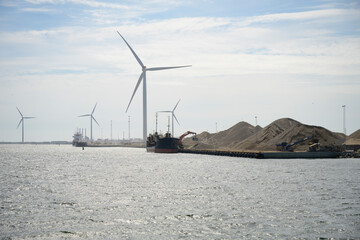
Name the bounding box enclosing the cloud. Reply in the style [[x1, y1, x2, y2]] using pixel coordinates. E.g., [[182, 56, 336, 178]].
[[66, 0, 131, 9], [1, 11, 359, 80], [244, 8, 358, 24], [1, 4, 360, 140], [19, 7, 54, 12], [25, 0, 131, 9], [17, 0, 191, 26], [22, 0, 186, 17], [24, 0, 57, 3]]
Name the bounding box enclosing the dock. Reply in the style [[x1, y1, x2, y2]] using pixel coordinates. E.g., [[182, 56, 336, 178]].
[[179, 149, 260, 158], [179, 149, 347, 159]]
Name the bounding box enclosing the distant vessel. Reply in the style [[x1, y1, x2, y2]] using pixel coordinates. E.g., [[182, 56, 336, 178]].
[[74, 141, 87, 147], [72, 130, 87, 147]]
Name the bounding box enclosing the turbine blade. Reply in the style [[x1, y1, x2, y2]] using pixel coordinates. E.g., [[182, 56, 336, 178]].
[[158, 111, 171, 113], [16, 119, 23, 129], [16, 107, 23, 117], [117, 31, 145, 68], [92, 116, 100, 126], [78, 114, 91, 117], [173, 99, 181, 111], [24, 117, 35, 119], [173, 113, 180, 125], [92, 102, 97, 114], [126, 72, 144, 112], [146, 65, 191, 71]]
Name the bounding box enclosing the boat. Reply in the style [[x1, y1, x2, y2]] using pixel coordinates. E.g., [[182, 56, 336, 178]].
[[75, 141, 87, 147], [155, 132, 179, 153], [146, 132, 158, 152], [146, 132, 179, 153], [72, 130, 88, 147], [146, 131, 197, 153]]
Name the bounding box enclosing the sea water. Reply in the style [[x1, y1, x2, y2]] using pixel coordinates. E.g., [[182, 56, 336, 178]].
[[0, 144, 359, 239]]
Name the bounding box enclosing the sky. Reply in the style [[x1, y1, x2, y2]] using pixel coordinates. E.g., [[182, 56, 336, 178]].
[[0, 0, 359, 142]]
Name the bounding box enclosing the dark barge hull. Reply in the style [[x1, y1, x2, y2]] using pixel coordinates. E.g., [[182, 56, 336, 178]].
[[155, 137, 179, 153], [74, 141, 87, 147]]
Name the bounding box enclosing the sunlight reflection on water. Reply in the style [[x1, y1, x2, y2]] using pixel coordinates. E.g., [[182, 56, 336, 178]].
[[0, 144, 359, 239]]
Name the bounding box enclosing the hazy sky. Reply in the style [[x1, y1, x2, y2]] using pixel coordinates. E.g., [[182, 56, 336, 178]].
[[1, 0, 359, 142]]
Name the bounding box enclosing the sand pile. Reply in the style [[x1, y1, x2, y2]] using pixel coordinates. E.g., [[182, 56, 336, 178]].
[[183, 118, 348, 151], [234, 118, 345, 151], [345, 129, 360, 145], [185, 131, 217, 150], [182, 121, 258, 150]]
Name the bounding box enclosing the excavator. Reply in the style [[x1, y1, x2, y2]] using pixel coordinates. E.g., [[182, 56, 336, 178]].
[[178, 131, 197, 149]]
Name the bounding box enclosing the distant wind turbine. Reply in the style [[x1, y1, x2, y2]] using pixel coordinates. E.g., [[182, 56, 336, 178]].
[[16, 107, 35, 143], [158, 99, 181, 137], [117, 31, 191, 141], [78, 103, 100, 141]]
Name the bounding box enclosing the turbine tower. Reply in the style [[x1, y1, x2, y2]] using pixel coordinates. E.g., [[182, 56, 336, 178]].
[[16, 107, 35, 143], [78, 103, 100, 142], [117, 31, 191, 141], [158, 99, 181, 137]]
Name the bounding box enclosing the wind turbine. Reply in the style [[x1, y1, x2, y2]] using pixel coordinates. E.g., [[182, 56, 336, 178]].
[[158, 99, 181, 137], [16, 107, 35, 143], [117, 31, 191, 141], [78, 103, 100, 142]]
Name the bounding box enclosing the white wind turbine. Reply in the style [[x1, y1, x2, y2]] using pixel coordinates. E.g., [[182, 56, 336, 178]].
[[158, 99, 181, 137], [16, 107, 35, 143], [78, 103, 100, 142], [117, 31, 191, 141]]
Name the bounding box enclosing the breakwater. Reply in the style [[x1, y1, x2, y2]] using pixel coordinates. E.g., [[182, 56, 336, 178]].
[[179, 149, 360, 159], [179, 149, 261, 158]]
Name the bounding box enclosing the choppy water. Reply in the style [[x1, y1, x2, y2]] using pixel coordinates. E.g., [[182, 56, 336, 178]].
[[0, 144, 359, 239]]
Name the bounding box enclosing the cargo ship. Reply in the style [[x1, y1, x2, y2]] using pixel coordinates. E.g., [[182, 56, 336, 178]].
[[72, 130, 87, 147], [147, 131, 197, 153], [146, 133, 158, 152], [155, 132, 179, 153], [146, 132, 179, 153]]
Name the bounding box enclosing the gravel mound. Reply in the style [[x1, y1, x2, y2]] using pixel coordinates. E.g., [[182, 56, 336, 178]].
[[183, 118, 349, 151]]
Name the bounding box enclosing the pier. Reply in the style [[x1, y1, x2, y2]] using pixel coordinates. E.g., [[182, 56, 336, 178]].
[[179, 149, 261, 158], [179, 149, 358, 159]]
